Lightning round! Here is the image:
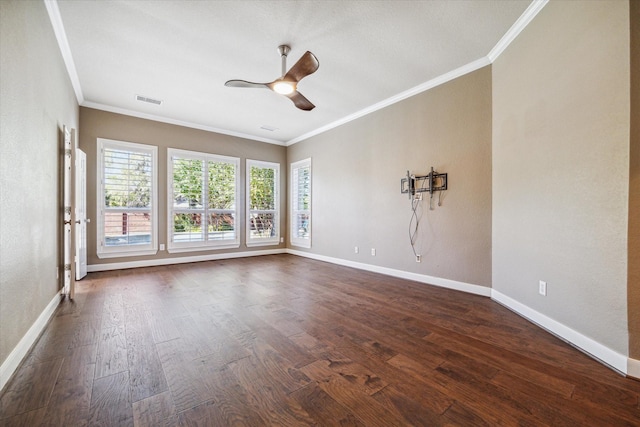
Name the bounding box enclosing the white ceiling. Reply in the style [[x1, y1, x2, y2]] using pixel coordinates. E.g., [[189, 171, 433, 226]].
[[51, 0, 540, 145]]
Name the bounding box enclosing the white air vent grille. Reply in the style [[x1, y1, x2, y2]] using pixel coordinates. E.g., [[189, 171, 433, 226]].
[[260, 125, 278, 132], [136, 94, 163, 105]]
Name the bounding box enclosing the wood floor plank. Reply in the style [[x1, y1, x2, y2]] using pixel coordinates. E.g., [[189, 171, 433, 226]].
[[226, 356, 316, 426], [371, 384, 445, 427], [299, 368, 405, 427], [178, 365, 266, 426], [292, 317, 457, 416], [232, 306, 316, 368], [101, 293, 125, 329], [125, 305, 169, 402], [94, 325, 128, 379], [229, 339, 310, 395], [302, 356, 387, 396], [0, 357, 63, 419], [290, 382, 366, 427], [145, 309, 182, 344], [89, 371, 133, 426], [43, 346, 95, 427], [156, 338, 211, 412], [176, 398, 264, 427], [487, 366, 638, 426], [132, 391, 178, 427], [0, 406, 48, 426]]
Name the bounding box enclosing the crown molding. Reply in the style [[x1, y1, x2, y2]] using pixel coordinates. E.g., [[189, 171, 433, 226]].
[[488, 0, 549, 63], [81, 101, 286, 146], [44, 0, 84, 104]]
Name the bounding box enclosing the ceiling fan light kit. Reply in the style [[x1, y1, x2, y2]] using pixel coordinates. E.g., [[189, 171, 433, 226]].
[[273, 81, 295, 95], [225, 44, 319, 111]]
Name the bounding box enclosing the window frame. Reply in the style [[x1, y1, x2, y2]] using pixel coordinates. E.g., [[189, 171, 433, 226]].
[[246, 159, 280, 247], [290, 158, 312, 248], [96, 138, 158, 259], [167, 148, 240, 253]]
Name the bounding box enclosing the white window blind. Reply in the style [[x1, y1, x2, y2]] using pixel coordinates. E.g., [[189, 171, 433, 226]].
[[168, 149, 239, 252], [247, 159, 280, 246], [97, 139, 157, 258], [291, 158, 311, 248]]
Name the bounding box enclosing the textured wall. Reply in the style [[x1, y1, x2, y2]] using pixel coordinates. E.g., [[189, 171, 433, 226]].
[[0, 1, 79, 365], [79, 108, 287, 267], [287, 66, 493, 287], [629, 0, 640, 359], [492, 0, 630, 354]]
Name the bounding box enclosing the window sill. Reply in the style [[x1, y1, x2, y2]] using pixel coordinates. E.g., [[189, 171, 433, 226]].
[[167, 243, 240, 254], [97, 248, 158, 259], [246, 240, 280, 248]]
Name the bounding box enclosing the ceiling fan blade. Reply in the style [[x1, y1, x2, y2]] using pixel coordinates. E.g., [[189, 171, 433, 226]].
[[224, 79, 269, 89], [283, 51, 319, 83], [285, 90, 315, 111]]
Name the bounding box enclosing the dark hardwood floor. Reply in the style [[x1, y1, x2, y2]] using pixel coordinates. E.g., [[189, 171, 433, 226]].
[[1, 254, 639, 426]]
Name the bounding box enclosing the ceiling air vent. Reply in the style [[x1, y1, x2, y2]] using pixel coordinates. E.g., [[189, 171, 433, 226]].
[[135, 94, 163, 105], [260, 125, 278, 132]]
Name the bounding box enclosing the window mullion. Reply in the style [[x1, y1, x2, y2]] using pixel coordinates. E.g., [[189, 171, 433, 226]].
[[202, 159, 209, 242]]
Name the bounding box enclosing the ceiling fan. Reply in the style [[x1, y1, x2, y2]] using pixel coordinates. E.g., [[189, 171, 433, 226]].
[[225, 45, 319, 111]]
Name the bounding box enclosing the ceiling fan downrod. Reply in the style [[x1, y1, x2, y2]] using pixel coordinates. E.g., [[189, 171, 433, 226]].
[[278, 45, 291, 78]]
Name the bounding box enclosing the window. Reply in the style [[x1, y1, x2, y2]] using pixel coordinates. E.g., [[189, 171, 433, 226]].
[[290, 158, 311, 248], [247, 160, 280, 246], [168, 149, 239, 252], [97, 138, 157, 258]]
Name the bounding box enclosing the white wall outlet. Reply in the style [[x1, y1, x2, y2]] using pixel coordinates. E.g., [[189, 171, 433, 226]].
[[354, 246, 359, 254], [160, 244, 165, 251], [56, 267, 59, 279], [280, 237, 284, 243], [371, 248, 376, 256], [416, 255, 421, 263], [539, 280, 547, 296]]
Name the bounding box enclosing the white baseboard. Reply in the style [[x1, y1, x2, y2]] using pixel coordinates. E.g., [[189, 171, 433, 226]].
[[286, 249, 491, 297], [627, 357, 640, 380], [88, 248, 286, 272], [0, 291, 61, 392], [491, 289, 628, 375]]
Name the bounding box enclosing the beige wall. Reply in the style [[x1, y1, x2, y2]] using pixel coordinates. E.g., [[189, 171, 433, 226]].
[[493, 1, 630, 354], [288, 66, 493, 287], [79, 108, 287, 267], [0, 1, 79, 365], [629, 0, 640, 359]]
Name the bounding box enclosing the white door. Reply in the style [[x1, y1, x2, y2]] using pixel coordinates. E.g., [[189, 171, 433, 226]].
[[75, 149, 88, 280]]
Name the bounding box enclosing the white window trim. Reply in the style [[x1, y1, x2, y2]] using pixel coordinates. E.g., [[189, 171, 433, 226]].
[[246, 159, 280, 247], [290, 158, 311, 248], [97, 138, 158, 259], [167, 148, 240, 253]]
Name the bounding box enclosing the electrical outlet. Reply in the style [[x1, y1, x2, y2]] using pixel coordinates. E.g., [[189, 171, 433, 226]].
[[539, 280, 547, 296], [354, 246, 359, 254], [416, 255, 421, 263], [371, 248, 376, 256], [56, 267, 59, 279], [280, 237, 284, 243], [160, 243, 165, 251]]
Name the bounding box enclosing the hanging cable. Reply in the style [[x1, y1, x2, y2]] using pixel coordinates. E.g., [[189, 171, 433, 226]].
[[409, 195, 420, 257], [408, 176, 428, 257]]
